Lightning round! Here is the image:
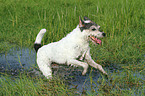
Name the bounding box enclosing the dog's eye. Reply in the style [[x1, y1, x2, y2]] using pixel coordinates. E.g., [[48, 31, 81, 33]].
[[92, 28, 96, 31]]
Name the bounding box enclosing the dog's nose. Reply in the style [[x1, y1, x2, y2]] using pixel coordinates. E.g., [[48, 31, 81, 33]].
[[102, 33, 106, 37]]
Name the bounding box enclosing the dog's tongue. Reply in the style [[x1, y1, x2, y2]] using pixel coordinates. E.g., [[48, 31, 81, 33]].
[[90, 36, 102, 45]]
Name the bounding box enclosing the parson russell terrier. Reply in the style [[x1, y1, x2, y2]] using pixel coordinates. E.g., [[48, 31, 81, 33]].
[[34, 16, 107, 79]]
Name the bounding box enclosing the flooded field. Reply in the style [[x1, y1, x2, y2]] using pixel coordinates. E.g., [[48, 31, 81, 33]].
[[0, 48, 144, 95], [0, 48, 102, 92]]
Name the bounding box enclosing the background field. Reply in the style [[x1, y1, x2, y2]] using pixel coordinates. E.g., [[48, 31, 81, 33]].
[[0, 0, 144, 95]]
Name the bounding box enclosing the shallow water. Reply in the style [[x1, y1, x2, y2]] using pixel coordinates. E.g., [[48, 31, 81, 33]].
[[0, 48, 102, 92], [0, 48, 144, 94], [0, 48, 36, 75]]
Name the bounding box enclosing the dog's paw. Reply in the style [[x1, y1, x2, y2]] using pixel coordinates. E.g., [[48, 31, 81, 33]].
[[103, 71, 108, 75], [82, 69, 87, 75], [46, 75, 52, 79], [82, 72, 86, 75]]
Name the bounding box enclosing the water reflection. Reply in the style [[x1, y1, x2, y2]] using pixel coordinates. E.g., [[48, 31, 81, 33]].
[[0, 48, 36, 75]]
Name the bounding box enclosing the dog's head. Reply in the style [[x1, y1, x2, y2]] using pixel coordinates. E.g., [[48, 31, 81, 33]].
[[79, 16, 105, 45]]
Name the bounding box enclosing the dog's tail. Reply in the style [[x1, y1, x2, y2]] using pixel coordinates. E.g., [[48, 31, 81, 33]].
[[34, 29, 46, 52]]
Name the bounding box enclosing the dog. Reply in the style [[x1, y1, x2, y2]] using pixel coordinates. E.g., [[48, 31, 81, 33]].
[[34, 16, 107, 79]]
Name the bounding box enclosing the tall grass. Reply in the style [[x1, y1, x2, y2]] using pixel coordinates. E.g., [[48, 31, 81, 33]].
[[0, 0, 144, 95], [0, 0, 144, 63]]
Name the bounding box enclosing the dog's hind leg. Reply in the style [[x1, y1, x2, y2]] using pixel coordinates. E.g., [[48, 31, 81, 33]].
[[67, 59, 88, 75], [37, 58, 52, 79], [85, 49, 107, 75]]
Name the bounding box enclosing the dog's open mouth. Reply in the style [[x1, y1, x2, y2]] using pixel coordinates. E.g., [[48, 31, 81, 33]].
[[89, 36, 102, 45]]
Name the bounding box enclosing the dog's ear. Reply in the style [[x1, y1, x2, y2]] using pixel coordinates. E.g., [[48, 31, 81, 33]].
[[84, 16, 91, 21], [79, 16, 84, 27]]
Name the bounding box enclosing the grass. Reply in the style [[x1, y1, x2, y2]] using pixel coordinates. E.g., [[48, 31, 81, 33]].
[[0, 74, 78, 96], [0, 0, 145, 95]]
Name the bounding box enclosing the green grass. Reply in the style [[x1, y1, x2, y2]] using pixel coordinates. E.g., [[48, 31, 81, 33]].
[[0, 0, 145, 95], [0, 74, 78, 96], [0, 0, 144, 63], [0, 66, 144, 96]]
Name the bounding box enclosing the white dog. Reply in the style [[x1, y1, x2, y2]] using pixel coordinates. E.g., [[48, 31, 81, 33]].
[[34, 16, 107, 79]]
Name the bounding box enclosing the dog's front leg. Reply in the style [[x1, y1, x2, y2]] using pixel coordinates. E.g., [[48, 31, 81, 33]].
[[85, 48, 107, 75], [67, 59, 88, 75]]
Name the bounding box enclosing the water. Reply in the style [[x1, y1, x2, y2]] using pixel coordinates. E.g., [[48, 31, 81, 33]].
[[0, 48, 144, 94], [0, 48, 102, 93], [0, 48, 36, 75]]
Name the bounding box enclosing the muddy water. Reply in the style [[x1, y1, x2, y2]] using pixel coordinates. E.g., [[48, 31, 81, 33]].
[[0, 48, 36, 75], [0, 48, 103, 92], [0, 48, 144, 94]]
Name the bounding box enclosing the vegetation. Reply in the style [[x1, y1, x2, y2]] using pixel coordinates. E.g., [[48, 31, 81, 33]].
[[0, 0, 144, 95]]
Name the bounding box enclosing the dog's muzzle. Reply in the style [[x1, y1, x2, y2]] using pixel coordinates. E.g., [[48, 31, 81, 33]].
[[89, 36, 102, 45]]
